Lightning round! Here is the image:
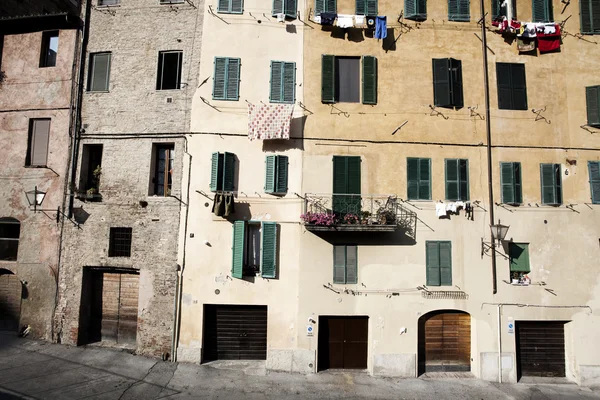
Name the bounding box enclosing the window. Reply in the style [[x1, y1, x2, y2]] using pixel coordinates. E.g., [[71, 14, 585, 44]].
[[405, 0, 427, 20], [150, 144, 174, 196], [509, 243, 530, 276], [40, 31, 59, 68], [315, 0, 336, 14], [87, 52, 111, 92], [333, 156, 361, 214], [231, 221, 277, 278], [79, 144, 103, 194], [26, 119, 50, 167], [321, 55, 377, 105], [210, 152, 235, 192], [586, 86, 600, 127], [496, 63, 527, 110], [492, 0, 516, 19], [589, 161, 600, 204], [265, 155, 288, 195], [98, 0, 120, 5], [218, 0, 243, 13], [270, 61, 296, 104], [272, 0, 297, 18], [500, 162, 522, 204], [540, 163, 562, 205], [213, 57, 241, 101], [426, 241, 452, 286], [156, 51, 182, 90], [0, 218, 20, 261], [356, 0, 377, 15], [432, 58, 463, 108], [407, 158, 431, 200], [581, 0, 600, 34], [532, 0, 553, 22], [445, 159, 469, 201], [448, 0, 470, 21], [108, 227, 132, 257], [333, 245, 357, 284]]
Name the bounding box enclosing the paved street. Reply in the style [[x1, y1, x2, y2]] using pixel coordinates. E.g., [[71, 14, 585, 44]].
[[0, 334, 599, 400]]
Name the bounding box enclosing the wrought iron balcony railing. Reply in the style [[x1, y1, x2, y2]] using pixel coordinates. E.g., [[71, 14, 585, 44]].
[[302, 193, 417, 235]]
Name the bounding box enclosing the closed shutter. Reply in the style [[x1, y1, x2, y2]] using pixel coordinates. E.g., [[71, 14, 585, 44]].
[[270, 62, 282, 103], [586, 86, 600, 127], [532, 0, 552, 22], [261, 222, 277, 278], [315, 0, 325, 14], [445, 159, 459, 200], [501, 162, 516, 203], [213, 58, 227, 100], [273, 0, 283, 14], [439, 242, 452, 286], [333, 156, 361, 214], [230, 0, 243, 12], [276, 155, 288, 193], [346, 156, 361, 214], [89, 53, 111, 92], [458, 159, 469, 201], [282, 62, 295, 103], [426, 241, 441, 286], [450, 58, 463, 108], [356, 0, 366, 14], [231, 221, 246, 279], [419, 158, 431, 200], [322, 55, 335, 103], [210, 152, 221, 191], [449, 0, 469, 20], [541, 163, 561, 204], [223, 152, 235, 191], [496, 63, 513, 110], [30, 119, 50, 167], [218, 0, 229, 12], [265, 155, 276, 193], [284, 0, 297, 17], [326, 0, 336, 12], [589, 161, 600, 204], [407, 158, 419, 200], [509, 243, 530, 272], [366, 0, 378, 14], [270, 61, 295, 103], [511, 64, 528, 110], [226, 58, 240, 100], [433, 58, 451, 107], [333, 245, 346, 284], [580, 0, 599, 34], [346, 245, 358, 284], [362, 56, 377, 105]]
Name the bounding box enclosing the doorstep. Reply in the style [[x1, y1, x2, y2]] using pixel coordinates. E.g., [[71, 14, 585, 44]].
[[518, 376, 575, 385], [420, 372, 476, 379], [203, 360, 266, 376]]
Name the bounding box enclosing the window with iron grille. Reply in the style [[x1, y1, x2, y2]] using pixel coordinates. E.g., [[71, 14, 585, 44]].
[[109, 227, 132, 257]]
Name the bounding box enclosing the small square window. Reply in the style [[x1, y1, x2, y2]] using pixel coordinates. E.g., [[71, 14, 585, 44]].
[[40, 31, 59, 68], [156, 51, 183, 90], [109, 227, 132, 257]]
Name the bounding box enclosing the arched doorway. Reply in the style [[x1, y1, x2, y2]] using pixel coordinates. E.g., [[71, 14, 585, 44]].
[[418, 310, 471, 374], [0, 269, 22, 332]]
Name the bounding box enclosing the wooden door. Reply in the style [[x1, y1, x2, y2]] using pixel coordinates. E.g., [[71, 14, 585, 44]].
[[517, 321, 565, 378], [0, 273, 21, 332], [419, 311, 471, 373], [318, 316, 368, 370]]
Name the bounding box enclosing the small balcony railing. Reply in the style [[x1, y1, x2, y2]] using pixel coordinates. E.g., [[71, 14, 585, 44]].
[[302, 193, 417, 234]]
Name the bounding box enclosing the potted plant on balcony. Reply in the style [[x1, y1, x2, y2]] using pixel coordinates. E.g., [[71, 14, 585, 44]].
[[360, 211, 371, 225], [377, 208, 396, 225], [78, 166, 103, 201]]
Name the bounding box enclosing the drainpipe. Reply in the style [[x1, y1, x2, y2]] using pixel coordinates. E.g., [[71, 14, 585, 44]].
[[497, 304, 502, 383]]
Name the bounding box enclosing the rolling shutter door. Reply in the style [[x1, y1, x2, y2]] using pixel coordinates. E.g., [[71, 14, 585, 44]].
[[517, 321, 565, 377]]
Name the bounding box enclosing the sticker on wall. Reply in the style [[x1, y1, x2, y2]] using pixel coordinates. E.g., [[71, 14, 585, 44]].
[[306, 325, 314, 337], [508, 317, 514, 334]]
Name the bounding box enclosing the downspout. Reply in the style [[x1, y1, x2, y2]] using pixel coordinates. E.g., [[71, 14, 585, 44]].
[[497, 304, 502, 383]]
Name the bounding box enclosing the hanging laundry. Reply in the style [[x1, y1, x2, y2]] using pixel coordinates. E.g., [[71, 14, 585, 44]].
[[248, 103, 294, 140], [374, 16, 387, 39], [313, 15, 321, 23], [436, 203, 447, 217], [537, 25, 561, 53], [354, 15, 366, 27], [223, 193, 236, 216], [336, 14, 354, 28], [446, 202, 457, 213], [518, 23, 537, 38], [517, 37, 536, 52], [320, 12, 337, 25], [276, 13, 286, 22], [212, 194, 225, 217], [366, 16, 376, 29]]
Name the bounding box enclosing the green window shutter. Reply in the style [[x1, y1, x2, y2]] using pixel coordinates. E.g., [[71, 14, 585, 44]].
[[223, 152, 235, 191], [445, 159, 459, 200], [322, 55, 335, 103], [284, 0, 297, 17], [218, 0, 229, 12], [225, 58, 241, 101], [580, 0, 598, 34], [325, 0, 336, 12], [586, 86, 600, 127], [459, 0, 470, 20], [540, 163, 558, 204], [346, 156, 361, 214], [231, 221, 246, 279], [276, 155, 288, 193], [419, 158, 431, 200], [501, 162, 515, 203], [272, 0, 283, 15], [509, 243, 530, 272], [405, 0, 417, 18], [210, 152, 222, 192], [449, 0, 469, 20], [432, 59, 451, 107], [459, 159, 469, 200], [439, 242, 452, 286], [315, 0, 324, 14], [496, 63, 512, 110], [362, 56, 377, 105], [450, 58, 463, 108], [282, 62, 296, 104], [554, 163, 562, 204], [270, 61, 283, 103], [333, 156, 361, 214], [261, 222, 277, 278], [213, 57, 227, 100], [333, 156, 348, 194], [407, 158, 419, 200], [265, 155, 276, 193], [492, 0, 500, 19], [333, 245, 346, 283], [417, 0, 427, 18], [356, 0, 366, 15], [588, 161, 600, 204], [231, 0, 243, 13], [345, 245, 358, 284], [366, 0, 378, 14], [532, 0, 550, 22], [426, 241, 441, 286], [511, 63, 528, 110], [514, 162, 523, 203]]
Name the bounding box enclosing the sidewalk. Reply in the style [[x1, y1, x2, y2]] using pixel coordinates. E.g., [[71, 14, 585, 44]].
[[0, 334, 598, 400]]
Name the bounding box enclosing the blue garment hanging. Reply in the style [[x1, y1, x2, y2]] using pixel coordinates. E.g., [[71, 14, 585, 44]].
[[374, 16, 387, 39]]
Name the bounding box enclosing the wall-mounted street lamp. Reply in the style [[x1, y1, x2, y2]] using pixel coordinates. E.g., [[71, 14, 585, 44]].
[[25, 186, 61, 224], [481, 221, 510, 259]]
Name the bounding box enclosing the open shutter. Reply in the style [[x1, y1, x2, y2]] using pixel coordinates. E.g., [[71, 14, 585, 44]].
[[450, 58, 463, 108], [540, 163, 556, 204], [432, 59, 451, 107], [407, 158, 419, 200], [496, 63, 513, 110], [417, 0, 427, 18], [509, 243, 530, 272], [210, 152, 221, 191], [315, 0, 325, 14], [589, 161, 600, 204], [30, 119, 50, 167], [226, 58, 240, 101], [213, 58, 227, 100], [362, 56, 377, 105], [426, 242, 441, 286], [231, 0, 243, 13], [270, 61, 283, 103], [322, 55, 335, 103], [345, 246, 358, 284], [223, 152, 235, 191], [261, 222, 277, 278], [586, 86, 600, 127], [459, 159, 469, 200], [284, 0, 297, 17], [282, 62, 296, 104], [265, 155, 276, 193], [419, 158, 431, 200], [231, 221, 245, 279], [276, 155, 288, 193], [514, 162, 522, 203], [445, 159, 459, 200], [511, 64, 528, 110], [272, 0, 283, 14], [333, 246, 346, 284], [405, 0, 417, 18], [356, 0, 366, 15], [439, 242, 452, 286], [554, 164, 562, 204], [501, 162, 515, 204]]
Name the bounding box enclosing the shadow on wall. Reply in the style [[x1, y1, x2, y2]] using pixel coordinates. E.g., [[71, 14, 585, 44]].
[[262, 115, 306, 152], [308, 227, 417, 246]]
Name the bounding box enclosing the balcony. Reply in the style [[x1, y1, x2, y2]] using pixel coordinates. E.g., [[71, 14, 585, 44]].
[[302, 194, 417, 235]]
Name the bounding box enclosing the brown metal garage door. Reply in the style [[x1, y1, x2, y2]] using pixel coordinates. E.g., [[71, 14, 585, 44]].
[[318, 316, 368, 370], [517, 321, 565, 378], [419, 311, 471, 373], [203, 305, 267, 361], [0, 273, 21, 332]]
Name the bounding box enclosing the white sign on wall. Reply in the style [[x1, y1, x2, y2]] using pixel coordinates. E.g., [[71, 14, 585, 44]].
[[306, 325, 314, 337], [508, 317, 514, 334]]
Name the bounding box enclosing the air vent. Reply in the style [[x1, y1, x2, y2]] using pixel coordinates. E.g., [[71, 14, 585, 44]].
[[166, 97, 173, 103]]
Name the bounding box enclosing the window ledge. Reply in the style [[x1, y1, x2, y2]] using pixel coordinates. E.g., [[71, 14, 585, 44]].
[[156, 89, 183, 92], [87, 90, 110, 93], [96, 4, 121, 8], [24, 165, 48, 169]]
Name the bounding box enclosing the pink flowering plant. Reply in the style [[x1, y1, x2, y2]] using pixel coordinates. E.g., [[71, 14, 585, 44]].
[[300, 212, 338, 226], [343, 213, 360, 224]]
